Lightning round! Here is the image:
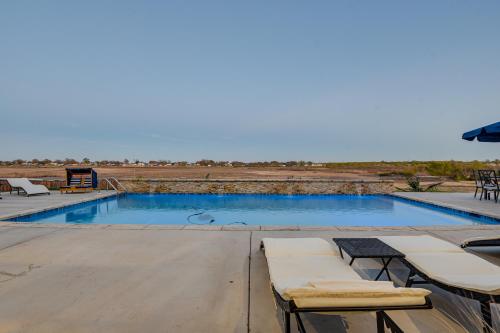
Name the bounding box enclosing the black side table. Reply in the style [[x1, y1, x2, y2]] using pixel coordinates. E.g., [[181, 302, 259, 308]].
[[332, 238, 405, 281]]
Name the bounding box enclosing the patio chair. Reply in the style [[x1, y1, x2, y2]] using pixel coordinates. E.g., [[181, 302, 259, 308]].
[[377, 235, 500, 332], [461, 236, 500, 248], [473, 170, 485, 199], [261, 238, 432, 333], [6, 178, 50, 197], [478, 170, 500, 202]]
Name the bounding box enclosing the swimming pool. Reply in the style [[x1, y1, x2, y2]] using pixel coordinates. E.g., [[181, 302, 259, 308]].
[[8, 194, 498, 226]]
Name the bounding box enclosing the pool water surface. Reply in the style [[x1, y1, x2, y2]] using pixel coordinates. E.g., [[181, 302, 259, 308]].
[[10, 194, 498, 227]]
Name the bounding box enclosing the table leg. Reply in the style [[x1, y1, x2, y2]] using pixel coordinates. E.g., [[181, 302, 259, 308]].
[[375, 257, 393, 281]]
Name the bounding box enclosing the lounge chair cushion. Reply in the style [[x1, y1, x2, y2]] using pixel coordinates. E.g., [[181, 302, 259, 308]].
[[6, 178, 49, 195], [283, 280, 430, 308], [406, 252, 500, 295], [263, 237, 340, 257], [262, 238, 430, 308], [267, 255, 362, 295], [378, 235, 462, 253], [378, 235, 500, 295]]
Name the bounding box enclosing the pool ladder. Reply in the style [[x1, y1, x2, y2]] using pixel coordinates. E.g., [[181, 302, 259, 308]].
[[102, 177, 128, 193]]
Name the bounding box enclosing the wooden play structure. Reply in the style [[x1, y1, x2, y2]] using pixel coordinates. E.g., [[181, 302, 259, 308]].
[[60, 168, 98, 193]]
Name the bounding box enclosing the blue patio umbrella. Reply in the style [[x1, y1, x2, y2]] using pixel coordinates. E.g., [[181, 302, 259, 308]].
[[462, 122, 500, 142]]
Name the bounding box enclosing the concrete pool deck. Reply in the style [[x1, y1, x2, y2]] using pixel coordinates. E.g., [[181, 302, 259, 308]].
[[0, 191, 499, 332], [392, 192, 500, 221], [0, 223, 498, 332], [0, 190, 118, 221]]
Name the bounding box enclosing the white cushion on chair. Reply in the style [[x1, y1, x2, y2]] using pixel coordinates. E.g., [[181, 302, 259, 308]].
[[378, 235, 500, 295], [262, 237, 340, 257], [378, 235, 462, 253]]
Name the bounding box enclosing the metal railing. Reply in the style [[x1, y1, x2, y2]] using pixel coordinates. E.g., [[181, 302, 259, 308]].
[[102, 177, 128, 192], [109, 177, 128, 192]]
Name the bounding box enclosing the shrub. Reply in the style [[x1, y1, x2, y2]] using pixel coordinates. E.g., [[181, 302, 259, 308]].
[[425, 161, 487, 180], [398, 176, 443, 192]]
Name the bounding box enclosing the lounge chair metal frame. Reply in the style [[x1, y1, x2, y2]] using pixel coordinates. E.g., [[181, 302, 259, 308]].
[[401, 258, 499, 332], [260, 242, 433, 333], [461, 238, 500, 248], [9, 186, 24, 195]]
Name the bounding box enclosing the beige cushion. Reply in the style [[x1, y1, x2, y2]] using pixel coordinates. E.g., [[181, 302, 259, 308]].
[[263, 238, 430, 308], [293, 295, 430, 308], [267, 255, 362, 295], [407, 252, 500, 295], [262, 237, 340, 257], [377, 235, 462, 253], [284, 280, 430, 308], [378, 235, 500, 295]]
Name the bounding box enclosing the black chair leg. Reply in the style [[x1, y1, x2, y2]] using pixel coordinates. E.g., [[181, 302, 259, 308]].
[[284, 311, 291, 333], [474, 188, 478, 198], [295, 313, 306, 333], [480, 301, 493, 333], [405, 269, 415, 287], [376, 311, 385, 333], [377, 311, 405, 333], [385, 315, 404, 333]]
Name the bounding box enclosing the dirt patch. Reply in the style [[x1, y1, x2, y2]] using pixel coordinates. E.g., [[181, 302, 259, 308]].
[[0, 166, 378, 180]]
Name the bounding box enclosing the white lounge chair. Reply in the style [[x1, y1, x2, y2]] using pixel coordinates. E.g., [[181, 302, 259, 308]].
[[378, 235, 500, 331], [261, 238, 432, 333], [6, 178, 50, 197]]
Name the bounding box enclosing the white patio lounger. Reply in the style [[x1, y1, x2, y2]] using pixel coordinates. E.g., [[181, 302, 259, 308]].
[[461, 235, 500, 248], [378, 235, 500, 332], [261, 238, 432, 333], [6, 178, 50, 197]]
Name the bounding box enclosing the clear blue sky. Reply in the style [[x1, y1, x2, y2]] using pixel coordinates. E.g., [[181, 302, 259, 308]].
[[1, 1, 499, 162]]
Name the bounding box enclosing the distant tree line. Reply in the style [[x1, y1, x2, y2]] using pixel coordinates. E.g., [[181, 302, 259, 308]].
[[0, 158, 317, 167]]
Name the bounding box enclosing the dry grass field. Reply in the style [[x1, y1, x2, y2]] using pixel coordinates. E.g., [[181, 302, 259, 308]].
[[0, 166, 475, 192], [0, 166, 371, 180]]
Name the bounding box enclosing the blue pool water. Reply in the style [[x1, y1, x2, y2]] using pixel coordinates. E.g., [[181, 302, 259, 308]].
[[10, 194, 498, 226]]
